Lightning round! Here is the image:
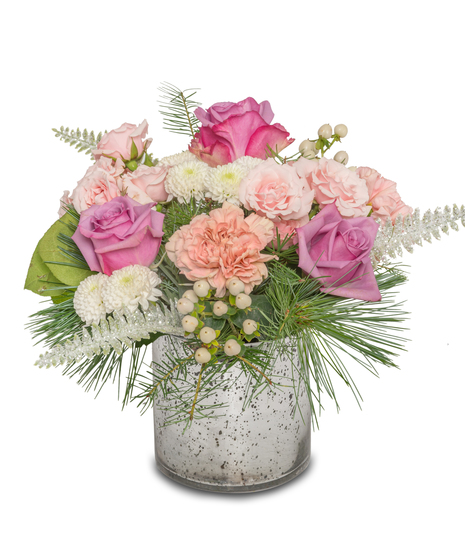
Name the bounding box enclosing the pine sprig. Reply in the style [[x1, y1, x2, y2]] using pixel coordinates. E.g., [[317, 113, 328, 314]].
[[52, 126, 105, 157], [158, 82, 201, 138]]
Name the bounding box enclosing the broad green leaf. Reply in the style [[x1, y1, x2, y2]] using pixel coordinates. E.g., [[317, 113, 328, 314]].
[[24, 241, 66, 297], [38, 213, 96, 287], [231, 295, 274, 329]]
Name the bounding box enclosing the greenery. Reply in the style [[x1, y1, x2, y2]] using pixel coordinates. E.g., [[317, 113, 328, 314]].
[[52, 126, 104, 157], [158, 82, 201, 138]]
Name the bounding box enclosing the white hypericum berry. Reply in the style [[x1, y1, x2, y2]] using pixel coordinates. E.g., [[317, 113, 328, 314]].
[[224, 339, 241, 356], [299, 139, 317, 156], [334, 124, 348, 138], [199, 327, 216, 344], [227, 277, 245, 296], [195, 347, 212, 364], [193, 280, 210, 298], [334, 151, 349, 165], [242, 319, 257, 335], [183, 289, 199, 304], [182, 315, 199, 333], [177, 297, 195, 314], [235, 293, 252, 309], [213, 301, 228, 317], [318, 124, 333, 139]]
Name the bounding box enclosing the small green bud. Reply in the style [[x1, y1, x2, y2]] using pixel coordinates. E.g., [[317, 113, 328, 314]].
[[127, 160, 138, 171], [156, 204, 163, 212]]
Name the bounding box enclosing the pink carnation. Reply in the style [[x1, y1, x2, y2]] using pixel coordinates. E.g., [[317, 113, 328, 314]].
[[93, 120, 152, 161], [238, 159, 314, 221], [58, 190, 73, 217], [294, 157, 369, 218], [356, 166, 413, 224], [123, 164, 169, 205], [165, 202, 277, 296], [71, 157, 124, 214]]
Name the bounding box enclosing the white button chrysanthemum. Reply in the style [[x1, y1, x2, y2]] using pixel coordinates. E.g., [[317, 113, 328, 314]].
[[164, 160, 209, 204], [74, 273, 109, 326], [101, 265, 163, 314], [235, 156, 264, 174], [159, 150, 198, 167], [204, 162, 249, 205]]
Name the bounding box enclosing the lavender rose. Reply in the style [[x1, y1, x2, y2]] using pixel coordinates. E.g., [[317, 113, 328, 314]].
[[72, 196, 164, 276], [295, 203, 381, 302]]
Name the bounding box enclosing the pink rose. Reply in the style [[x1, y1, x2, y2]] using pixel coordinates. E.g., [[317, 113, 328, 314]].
[[294, 157, 369, 218], [356, 166, 413, 224], [270, 215, 310, 249], [296, 203, 381, 302], [72, 196, 164, 276], [189, 97, 294, 167], [238, 159, 314, 221], [123, 165, 169, 205], [92, 120, 152, 161], [71, 157, 124, 214], [58, 190, 72, 217], [165, 202, 277, 296]]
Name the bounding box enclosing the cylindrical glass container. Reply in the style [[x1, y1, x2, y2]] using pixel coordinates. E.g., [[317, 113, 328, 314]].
[[152, 335, 311, 493]]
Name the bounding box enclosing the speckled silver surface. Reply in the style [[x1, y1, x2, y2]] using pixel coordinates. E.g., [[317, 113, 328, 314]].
[[152, 336, 311, 493]]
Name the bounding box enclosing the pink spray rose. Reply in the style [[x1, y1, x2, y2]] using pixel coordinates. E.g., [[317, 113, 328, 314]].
[[238, 159, 314, 221], [296, 203, 381, 302], [189, 97, 294, 167], [294, 157, 369, 218], [58, 190, 73, 217], [165, 202, 277, 296], [92, 120, 152, 161], [356, 166, 413, 224], [72, 196, 164, 276], [122, 165, 169, 205], [71, 157, 124, 214], [270, 215, 310, 249]]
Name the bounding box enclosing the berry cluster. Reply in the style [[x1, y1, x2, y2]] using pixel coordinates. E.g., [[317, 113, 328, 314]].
[[299, 123, 349, 164], [176, 278, 260, 364]]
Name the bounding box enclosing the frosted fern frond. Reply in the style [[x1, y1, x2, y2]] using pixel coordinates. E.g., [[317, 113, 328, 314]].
[[52, 126, 105, 157], [34, 302, 183, 369], [372, 204, 465, 266]]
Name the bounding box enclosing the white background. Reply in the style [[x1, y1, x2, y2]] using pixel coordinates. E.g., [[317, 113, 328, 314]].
[[2, 1, 465, 557]]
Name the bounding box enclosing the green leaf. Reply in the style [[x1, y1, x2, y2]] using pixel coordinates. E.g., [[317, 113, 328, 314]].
[[24, 241, 66, 297], [130, 139, 138, 160], [135, 331, 164, 348], [231, 295, 274, 329], [38, 213, 96, 287]]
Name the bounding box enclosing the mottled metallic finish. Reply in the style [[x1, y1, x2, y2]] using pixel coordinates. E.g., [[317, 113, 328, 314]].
[[152, 335, 311, 493]]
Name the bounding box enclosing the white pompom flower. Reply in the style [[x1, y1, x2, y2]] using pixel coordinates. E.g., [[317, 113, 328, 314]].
[[164, 160, 209, 203], [235, 156, 264, 174], [74, 273, 109, 326], [159, 151, 198, 167], [204, 162, 249, 205], [101, 265, 163, 314]]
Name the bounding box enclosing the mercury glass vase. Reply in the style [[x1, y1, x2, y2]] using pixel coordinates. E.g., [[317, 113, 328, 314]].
[[152, 335, 311, 493]]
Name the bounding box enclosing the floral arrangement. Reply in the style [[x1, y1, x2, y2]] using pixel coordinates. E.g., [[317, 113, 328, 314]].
[[25, 83, 465, 426]]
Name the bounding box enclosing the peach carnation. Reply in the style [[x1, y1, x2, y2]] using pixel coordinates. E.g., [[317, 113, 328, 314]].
[[238, 159, 314, 221], [294, 157, 369, 218], [356, 166, 413, 224], [71, 157, 124, 213], [165, 202, 277, 296]]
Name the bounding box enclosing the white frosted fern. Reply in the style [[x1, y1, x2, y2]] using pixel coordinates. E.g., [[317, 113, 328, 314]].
[[52, 126, 105, 157], [372, 204, 465, 266], [35, 302, 183, 368]]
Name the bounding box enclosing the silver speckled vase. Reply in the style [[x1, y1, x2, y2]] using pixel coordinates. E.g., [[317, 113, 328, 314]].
[[152, 335, 311, 493]]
